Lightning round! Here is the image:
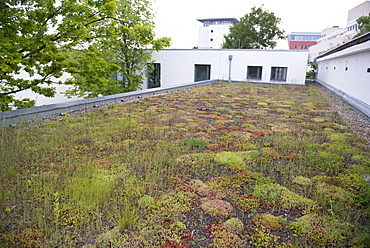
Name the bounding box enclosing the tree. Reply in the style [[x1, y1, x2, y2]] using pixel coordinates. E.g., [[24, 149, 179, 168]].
[[354, 14, 370, 38], [64, 0, 171, 98], [306, 61, 318, 79], [222, 6, 285, 49], [0, 0, 170, 111]]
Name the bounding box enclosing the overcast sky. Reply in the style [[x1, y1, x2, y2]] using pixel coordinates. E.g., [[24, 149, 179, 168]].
[[150, 0, 366, 49]]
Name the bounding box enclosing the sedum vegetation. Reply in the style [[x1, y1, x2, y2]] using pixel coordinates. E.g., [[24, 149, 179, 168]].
[[1, 82, 369, 247]]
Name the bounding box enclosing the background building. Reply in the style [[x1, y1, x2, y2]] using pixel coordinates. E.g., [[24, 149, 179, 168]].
[[197, 18, 238, 49], [144, 49, 308, 88], [287, 32, 321, 50], [309, 0, 370, 60]]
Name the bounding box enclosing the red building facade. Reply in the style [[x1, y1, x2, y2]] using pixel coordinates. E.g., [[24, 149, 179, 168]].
[[289, 40, 318, 50], [287, 32, 321, 50]]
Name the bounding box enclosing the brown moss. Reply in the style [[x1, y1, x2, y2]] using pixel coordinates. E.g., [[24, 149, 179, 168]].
[[200, 199, 233, 218]]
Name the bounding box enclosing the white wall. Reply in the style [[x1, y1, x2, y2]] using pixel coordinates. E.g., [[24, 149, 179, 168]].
[[143, 49, 308, 89], [198, 25, 231, 49], [316, 41, 370, 106]]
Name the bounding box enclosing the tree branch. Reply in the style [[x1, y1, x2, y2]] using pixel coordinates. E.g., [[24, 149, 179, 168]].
[[42, 7, 62, 27], [1, 86, 32, 95], [84, 16, 124, 27], [21, 45, 47, 59]]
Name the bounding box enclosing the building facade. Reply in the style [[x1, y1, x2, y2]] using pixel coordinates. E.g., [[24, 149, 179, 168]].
[[142, 49, 308, 89], [287, 32, 321, 50], [316, 33, 370, 112], [309, 0, 370, 60], [197, 18, 238, 49]]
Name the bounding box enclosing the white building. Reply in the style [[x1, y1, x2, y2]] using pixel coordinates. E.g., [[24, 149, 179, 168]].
[[143, 49, 309, 89], [309, 0, 370, 59], [316, 32, 370, 114], [197, 18, 238, 49]]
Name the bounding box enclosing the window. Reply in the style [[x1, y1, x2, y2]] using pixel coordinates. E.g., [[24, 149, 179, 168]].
[[147, 63, 161, 88], [194, 64, 211, 82], [210, 38, 213, 41], [247, 66, 263, 80], [271, 67, 287, 81], [211, 30, 214, 33]]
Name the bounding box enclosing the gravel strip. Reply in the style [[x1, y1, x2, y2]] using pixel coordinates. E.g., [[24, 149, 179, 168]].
[[315, 83, 370, 147]]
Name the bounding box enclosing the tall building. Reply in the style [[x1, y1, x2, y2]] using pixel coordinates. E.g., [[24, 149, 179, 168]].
[[309, 0, 370, 59], [197, 18, 238, 49], [287, 32, 322, 50]]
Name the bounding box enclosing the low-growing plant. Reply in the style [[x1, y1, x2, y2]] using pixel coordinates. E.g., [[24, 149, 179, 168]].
[[249, 226, 279, 248], [207, 224, 244, 248], [252, 213, 283, 231], [253, 183, 318, 212], [289, 214, 353, 246], [183, 138, 208, 149], [1, 82, 370, 247]]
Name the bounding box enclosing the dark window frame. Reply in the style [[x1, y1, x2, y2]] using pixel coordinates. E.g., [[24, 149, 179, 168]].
[[147, 63, 161, 88], [270, 67, 288, 82], [194, 64, 211, 82], [247, 66, 263, 80]]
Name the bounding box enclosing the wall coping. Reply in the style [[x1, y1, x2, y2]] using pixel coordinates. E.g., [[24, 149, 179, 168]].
[[0, 79, 223, 126]]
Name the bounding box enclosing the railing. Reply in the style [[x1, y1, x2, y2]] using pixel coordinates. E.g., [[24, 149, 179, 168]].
[[0, 79, 224, 126]]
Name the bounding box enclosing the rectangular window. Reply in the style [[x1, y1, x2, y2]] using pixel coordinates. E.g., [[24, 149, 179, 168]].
[[147, 63, 161, 88], [271, 67, 287, 82], [194, 64, 211, 82], [247, 66, 263, 80]]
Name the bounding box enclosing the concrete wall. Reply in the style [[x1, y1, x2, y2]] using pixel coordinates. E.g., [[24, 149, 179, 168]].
[[144, 49, 308, 89], [198, 24, 230, 49], [347, 0, 370, 22], [316, 40, 370, 106]]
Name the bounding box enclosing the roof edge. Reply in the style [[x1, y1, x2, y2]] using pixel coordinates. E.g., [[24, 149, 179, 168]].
[[316, 32, 370, 59]]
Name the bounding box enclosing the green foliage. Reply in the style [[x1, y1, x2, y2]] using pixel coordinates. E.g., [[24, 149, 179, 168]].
[[252, 213, 283, 231], [223, 218, 244, 234], [289, 214, 353, 246], [208, 224, 244, 248], [354, 13, 370, 38], [222, 6, 285, 49], [183, 138, 208, 149], [0, 0, 171, 110], [253, 183, 318, 212], [234, 195, 260, 212], [306, 61, 318, 79], [249, 226, 279, 248]]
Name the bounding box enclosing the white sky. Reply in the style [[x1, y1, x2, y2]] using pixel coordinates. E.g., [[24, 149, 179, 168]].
[[150, 0, 366, 49]]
